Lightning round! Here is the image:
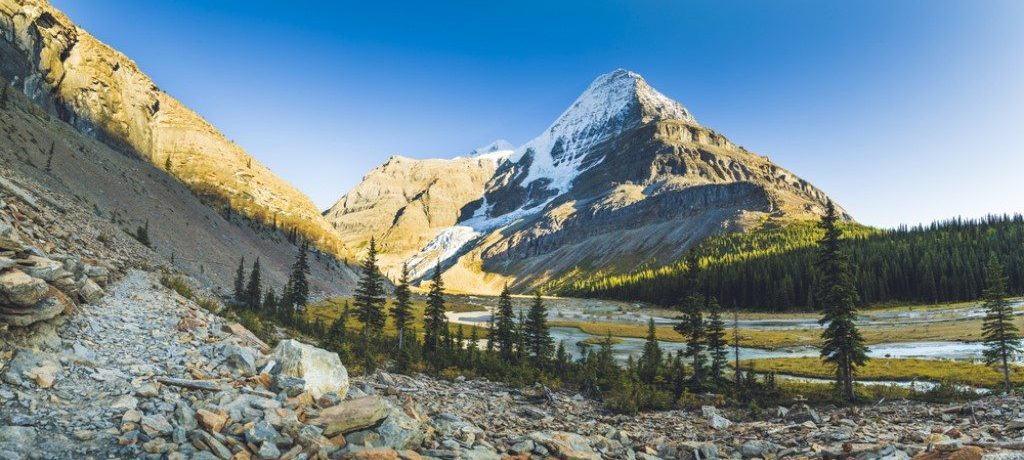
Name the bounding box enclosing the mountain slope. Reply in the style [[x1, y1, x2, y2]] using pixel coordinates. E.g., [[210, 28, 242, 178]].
[[0, 73, 357, 293], [323, 143, 512, 279], [0, 0, 349, 260], [328, 69, 845, 293]]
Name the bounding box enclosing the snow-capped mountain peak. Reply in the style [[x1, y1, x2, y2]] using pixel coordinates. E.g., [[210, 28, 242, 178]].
[[506, 69, 697, 204]]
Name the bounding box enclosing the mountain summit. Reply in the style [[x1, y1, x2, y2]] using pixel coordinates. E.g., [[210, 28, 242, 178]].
[[327, 69, 844, 292]]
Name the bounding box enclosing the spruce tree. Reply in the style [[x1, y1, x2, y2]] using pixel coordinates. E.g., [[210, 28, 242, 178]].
[[705, 298, 727, 385], [637, 318, 662, 384], [675, 294, 706, 390], [423, 263, 447, 357], [494, 284, 517, 362], [283, 242, 311, 312], [245, 258, 262, 310], [233, 257, 246, 304], [981, 254, 1022, 393], [353, 238, 386, 338], [525, 291, 553, 364], [816, 200, 868, 402], [392, 263, 413, 351]]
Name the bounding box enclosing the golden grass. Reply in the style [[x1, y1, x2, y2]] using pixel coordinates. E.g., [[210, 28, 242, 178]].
[[742, 357, 1024, 388]]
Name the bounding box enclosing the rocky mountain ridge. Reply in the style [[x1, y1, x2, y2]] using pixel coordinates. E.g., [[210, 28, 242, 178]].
[[0, 0, 351, 261], [328, 70, 845, 293]]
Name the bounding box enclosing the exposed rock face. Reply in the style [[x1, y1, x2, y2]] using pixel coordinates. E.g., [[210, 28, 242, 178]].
[[329, 70, 847, 292], [0, 0, 349, 260], [324, 148, 510, 276]]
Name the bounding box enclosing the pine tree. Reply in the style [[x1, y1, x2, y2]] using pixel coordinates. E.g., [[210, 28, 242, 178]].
[[245, 258, 262, 310], [494, 284, 517, 362], [353, 238, 386, 338], [233, 257, 247, 304], [392, 263, 413, 351], [981, 254, 1022, 393], [816, 200, 868, 402], [525, 291, 553, 364], [423, 263, 447, 357], [637, 319, 662, 384], [670, 350, 687, 399], [705, 298, 727, 385], [595, 332, 619, 392]]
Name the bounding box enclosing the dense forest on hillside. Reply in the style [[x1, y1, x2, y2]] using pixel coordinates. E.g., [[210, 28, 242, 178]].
[[557, 215, 1024, 311]]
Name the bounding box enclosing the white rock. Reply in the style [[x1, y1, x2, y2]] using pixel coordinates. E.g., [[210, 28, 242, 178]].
[[271, 339, 349, 399]]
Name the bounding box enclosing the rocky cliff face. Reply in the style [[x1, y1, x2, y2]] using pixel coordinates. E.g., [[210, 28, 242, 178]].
[[0, 0, 350, 260], [323, 145, 512, 278], [329, 70, 846, 292]]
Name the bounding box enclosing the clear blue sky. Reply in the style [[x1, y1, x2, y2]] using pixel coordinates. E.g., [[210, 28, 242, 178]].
[[53, 1, 1024, 228]]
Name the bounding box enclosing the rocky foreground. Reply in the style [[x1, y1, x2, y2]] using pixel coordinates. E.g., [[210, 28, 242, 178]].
[[0, 267, 1022, 460]]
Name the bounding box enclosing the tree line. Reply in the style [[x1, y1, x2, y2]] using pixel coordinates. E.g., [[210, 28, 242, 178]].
[[560, 215, 1024, 311], [228, 211, 1022, 410]]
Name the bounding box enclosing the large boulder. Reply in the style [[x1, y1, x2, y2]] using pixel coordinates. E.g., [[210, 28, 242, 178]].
[[0, 270, 49, 307], [271, 339, 349, 398], [311, 395, 389, 437]]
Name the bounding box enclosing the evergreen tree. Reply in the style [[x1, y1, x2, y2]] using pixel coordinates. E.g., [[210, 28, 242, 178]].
[[555, 341, 569, 371], [0, 83, 8, 109], [524, 291, 553, 364], [281, 242, 310, 315], [245, 258, 262, 310], [595, 332, 619, 392], [670, 350, 687, 399], [392, 263, 413, 351], [233, 257, 246, 304], [675, 295, 706, 389], [353, 238, 386, 338], [494, 284, 517, 362], [816, 200, 868, 402], [637, 319, 662, 384], [262, 287, 278, 313], [981, 254, 1022, 393], [705, 298, 727, 385], [423, 263, 447, 357], [515, 311, 528, 362]]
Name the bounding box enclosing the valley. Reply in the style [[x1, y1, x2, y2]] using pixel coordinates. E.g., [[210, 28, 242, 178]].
[[1, 1, 1023, 459]]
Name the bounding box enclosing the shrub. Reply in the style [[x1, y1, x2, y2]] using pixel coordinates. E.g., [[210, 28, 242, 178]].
[[160, 275, 194, 300]]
